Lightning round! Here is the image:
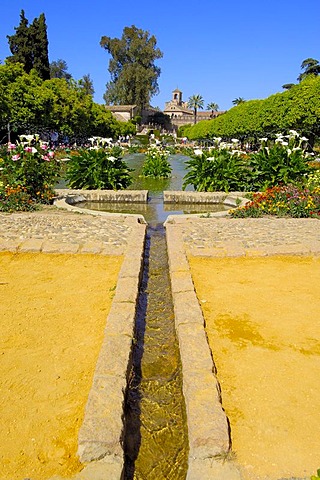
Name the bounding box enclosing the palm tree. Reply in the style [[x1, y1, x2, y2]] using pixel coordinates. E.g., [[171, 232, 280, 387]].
[[207, 102, 219, 118], [188, 94, 204, 124], [298, 58, 320, 82], [282, 83, 295, 90], [232, 97, 245, 106]]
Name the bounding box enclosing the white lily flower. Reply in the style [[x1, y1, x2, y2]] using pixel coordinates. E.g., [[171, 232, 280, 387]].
[[300, 136, 308, 142], [289, 130, 299, 136], [281, 141, 288, 146], [108, 156, 116, 162], [231, 138, 239, 143], [194, 149, 203, 156], [287, 149, 292, 155], [275, 138, 283, 143]]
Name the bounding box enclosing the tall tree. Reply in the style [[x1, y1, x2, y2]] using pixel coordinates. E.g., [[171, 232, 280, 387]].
[[7, 10, 33, 73], [207, 102, 219, 118], [100, 25, 163, 113], [30, 13, 50, 80], [7, 10, 50, 80], [79, 74, 94, 96], [50, 59, 72, 80], [298, 58, 320, 82], [188, 94, 204, 124], [232, 97, 246, 106]]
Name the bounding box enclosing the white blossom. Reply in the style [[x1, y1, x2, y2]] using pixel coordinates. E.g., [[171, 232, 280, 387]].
[[194, 149, 203, 156]]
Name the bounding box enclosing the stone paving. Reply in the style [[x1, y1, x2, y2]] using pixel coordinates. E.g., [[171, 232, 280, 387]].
[[167, 216, 320, 257], [0, 209, 136, 255]]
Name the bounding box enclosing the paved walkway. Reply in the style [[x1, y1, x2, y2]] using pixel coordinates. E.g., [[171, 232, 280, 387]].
[[0, 209, 137, 255], [167, 216, 320, 256]]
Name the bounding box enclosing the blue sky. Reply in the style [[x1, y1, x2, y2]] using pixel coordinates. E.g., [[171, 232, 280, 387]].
[[1, 0, 319, 111]]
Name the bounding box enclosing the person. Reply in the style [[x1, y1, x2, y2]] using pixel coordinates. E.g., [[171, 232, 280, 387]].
[[50, 131, 59, 148]]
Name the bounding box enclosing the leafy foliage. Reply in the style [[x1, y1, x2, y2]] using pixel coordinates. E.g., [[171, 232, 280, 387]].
[[0, 62, 132, 141], [100, 26, 163, 113], [7, 10, 50, 80], [246, 132, 311, 190], [184, 76, 320, 143], [182, 147, 248, 192], [188, 94, 204, 124], [66, 144, 133, 189], [142, 146, 172, 178], [231, 185, 320, 218], [0, 184, 37, 212], [182, 132, 311, 192], [1, 134, 60, 202]]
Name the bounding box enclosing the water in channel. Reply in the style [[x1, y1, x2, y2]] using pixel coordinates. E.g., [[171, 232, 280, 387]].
[[123, 154, 191, 479]]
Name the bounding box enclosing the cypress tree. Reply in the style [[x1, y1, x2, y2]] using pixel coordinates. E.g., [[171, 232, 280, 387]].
[[30, 13, 50, 80], [7, 10, 50, 80], [7, 10, 33, 73]]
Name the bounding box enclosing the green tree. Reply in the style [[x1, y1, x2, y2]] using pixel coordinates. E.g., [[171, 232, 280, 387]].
[[232, 97, 246, 105], [7, 10, 50, 80], [30, 13, 50, 80], [298, 58, 320, 82], [50, 59, 72, 80], [7, 10, 33, 73], [188, 94, 204, 124], [207, 102, 219, 117], [282, 83, 295, 90], [79, 74, 94, 96], [100, 25, 163, 113]]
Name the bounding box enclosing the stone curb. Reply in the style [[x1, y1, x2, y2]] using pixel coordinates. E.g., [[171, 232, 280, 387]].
[[76, 220, 146, 478], [165, 223, 242, 479], [164, 191, 249, 224]]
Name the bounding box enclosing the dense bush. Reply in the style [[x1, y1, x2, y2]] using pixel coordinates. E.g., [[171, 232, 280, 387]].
[[182, 145, 248, 192], [66, 140, 132, 189], [0, 184, 38, 212], [182, 133, 312, 192], [1, 134, 60, 202], [142, 145, 172, 178], [183, 76, 320, 144]]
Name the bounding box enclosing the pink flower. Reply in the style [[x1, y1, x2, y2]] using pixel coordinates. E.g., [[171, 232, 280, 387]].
[[41, 144, 48, 150], [42, 155, 50, 161], [24, 146, 33, 153], [12, 154, 20, 161], [48, 151, 55, 158], [8, 143, 16, 150]]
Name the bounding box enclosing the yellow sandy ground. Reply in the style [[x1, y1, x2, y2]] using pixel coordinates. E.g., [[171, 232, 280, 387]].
[[189, 255, 320, 480], [0, 252, 123, 480]]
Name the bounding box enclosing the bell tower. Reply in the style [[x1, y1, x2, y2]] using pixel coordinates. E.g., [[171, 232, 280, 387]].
[[172, 88, 182, 105]]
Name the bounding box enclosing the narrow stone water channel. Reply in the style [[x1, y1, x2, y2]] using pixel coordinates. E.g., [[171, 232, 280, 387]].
[[123, 221, 189, 479]]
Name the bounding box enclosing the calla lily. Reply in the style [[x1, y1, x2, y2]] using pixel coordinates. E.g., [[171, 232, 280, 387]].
[[194, 149, 203, 156]]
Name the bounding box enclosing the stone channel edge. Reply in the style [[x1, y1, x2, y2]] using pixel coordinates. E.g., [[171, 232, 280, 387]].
[[39, 190, 249, 479], [51, 189, 247, 479]]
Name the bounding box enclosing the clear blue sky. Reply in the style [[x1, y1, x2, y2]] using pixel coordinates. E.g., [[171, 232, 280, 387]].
[[1, 0, 319, 111]]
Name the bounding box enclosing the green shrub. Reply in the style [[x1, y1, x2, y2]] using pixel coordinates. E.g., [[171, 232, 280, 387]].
[[66, 146, 132, 190], [247, 132, 310, 190], [182, 145, 249, 192], [0, 183, 38, 212], [1, 134, 60, 203], [142, 146, 172, 178]]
